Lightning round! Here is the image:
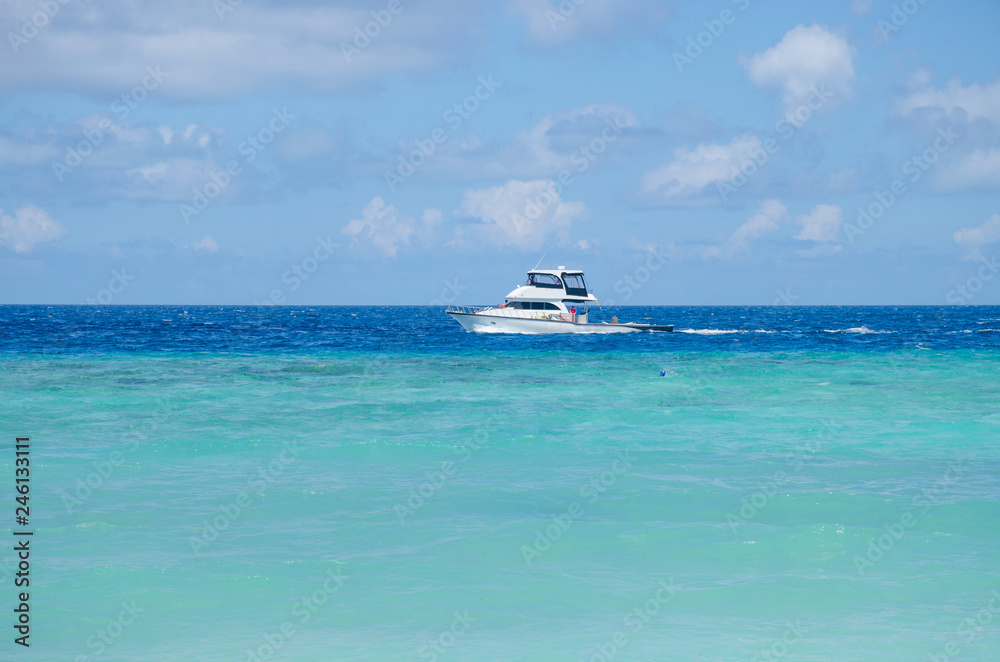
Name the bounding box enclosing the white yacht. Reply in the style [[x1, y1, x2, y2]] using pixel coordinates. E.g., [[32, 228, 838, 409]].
[[446, 267, 673, 334]]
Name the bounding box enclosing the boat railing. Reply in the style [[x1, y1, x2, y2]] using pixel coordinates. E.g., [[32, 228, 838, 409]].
[[446, 305, 484, 314], [447, 305, 577, 321], [448, 305, 517, 316]]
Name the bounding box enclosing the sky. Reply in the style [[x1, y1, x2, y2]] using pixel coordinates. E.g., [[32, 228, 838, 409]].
[[1, 0, 999, 305]]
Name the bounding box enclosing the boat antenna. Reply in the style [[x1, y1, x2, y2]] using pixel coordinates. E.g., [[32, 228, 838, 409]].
[[532, 254, 545, 271]]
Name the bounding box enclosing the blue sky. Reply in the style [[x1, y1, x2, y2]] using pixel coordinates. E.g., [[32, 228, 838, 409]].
[[1, 0, 999, 305]]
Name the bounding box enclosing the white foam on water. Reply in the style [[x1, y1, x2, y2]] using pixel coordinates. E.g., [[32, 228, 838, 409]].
[[676, 329, 744, 335], [676, 328, 779, 335], [824, 326, 895, 334]]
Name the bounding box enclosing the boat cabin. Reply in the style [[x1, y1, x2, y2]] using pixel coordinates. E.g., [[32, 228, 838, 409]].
[[506, 268, 597, 304]]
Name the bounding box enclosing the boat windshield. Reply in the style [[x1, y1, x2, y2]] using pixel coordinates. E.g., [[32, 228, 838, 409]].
[[527, 273, 563, 289], [562, 273, 587, 296]]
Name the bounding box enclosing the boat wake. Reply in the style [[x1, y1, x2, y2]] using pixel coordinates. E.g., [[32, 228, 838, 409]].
[[676, 329, 744, 335], [676, 329, 778, 335]]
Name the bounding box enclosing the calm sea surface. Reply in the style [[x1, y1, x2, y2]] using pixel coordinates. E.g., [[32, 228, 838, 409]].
[[1, 306, 999, 661]]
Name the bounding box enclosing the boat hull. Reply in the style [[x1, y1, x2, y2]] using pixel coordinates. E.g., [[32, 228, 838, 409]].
[[447, 311, 649, 334]]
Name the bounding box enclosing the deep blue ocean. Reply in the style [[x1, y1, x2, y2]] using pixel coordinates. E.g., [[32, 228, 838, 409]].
[[1, 306, 999, 661]]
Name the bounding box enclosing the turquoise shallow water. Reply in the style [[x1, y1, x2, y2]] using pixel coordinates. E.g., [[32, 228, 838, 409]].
[[1, 306, 999, 661]]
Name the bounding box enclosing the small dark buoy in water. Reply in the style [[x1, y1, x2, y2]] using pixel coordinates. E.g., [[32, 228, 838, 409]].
[[659, 370, 666, 377]]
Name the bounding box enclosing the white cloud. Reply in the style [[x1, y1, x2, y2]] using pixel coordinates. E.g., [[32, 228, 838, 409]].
[[125, 158, 218, 200], [274, 127, 340, 163], [0, 1, 483, 100], [826, 168, 856, 192], [0, 205, 65, 253], [0, 114, 226, 198], [0, 115, 260, 203], [894, 78, 1000, 192], [455, 179, 587, 250], [507, 103, 639, 174], [424, 102, 639, 181], [628, 237, 678, 260], [953, 214, 1000, 262], [704, 199, 787, 259], [935, 148, 1000, 192], [795, 204, 842, 242], [640, 134, 761, 202], [185, 235, 219, 253], [907, 69, 934, 89], [743, 25, 855, 110], [511, 0, 671, 49], [896, 78, 1000, 124], [421, 209, 443, 227], [0, 136, 58, 166], [342, 197, 414, 258]]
